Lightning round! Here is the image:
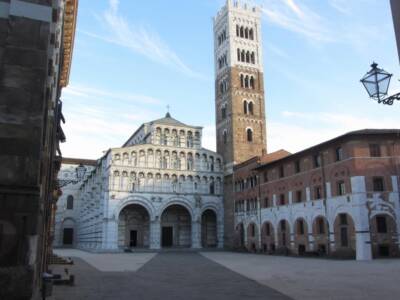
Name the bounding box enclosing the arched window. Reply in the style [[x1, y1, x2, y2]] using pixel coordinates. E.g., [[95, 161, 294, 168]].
[[240, 26, 244, 37], [250, 76, 255, 89], [221, 105, 226, 119], [245, 75, 249, 88], [240, 74, 244, 87], [237, 48, 240, 61], [219, 82, 224, 93], [246, 51, 250, 63], [247, 128, 253, 142], [251, 52, 255, 64], [223, 130, 227, 144], [66, 195, 74, 210], [210, 179, 215, 195], [236, 25, 239, 36], [249, 28, 254, 40], [241, 50, 245, 62], [245, 27, 249, 39], [248, 101, 254, 115], [243, 100, 248, 114], [187, 131, 193, 148]]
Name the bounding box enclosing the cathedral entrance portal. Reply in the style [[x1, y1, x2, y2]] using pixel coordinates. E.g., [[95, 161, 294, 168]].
[[118, 204, 150, 249], [161, 205, 191, 248], [162, 227, 173, 247]]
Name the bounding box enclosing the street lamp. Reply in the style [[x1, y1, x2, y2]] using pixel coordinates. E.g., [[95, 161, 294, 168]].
[[360, 62, 400, 105], [75, 164, 87, 181], [58, 163, 87, 188]]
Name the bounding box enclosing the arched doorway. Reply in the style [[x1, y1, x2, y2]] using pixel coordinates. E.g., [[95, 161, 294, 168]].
[[118, 204, 150, 248], [294, 218, 309, 255], [246, 223, 258, 252], [261, 221, 275, 253], [161, 204, 191, 248], [312, 216, 329, 255], [201, 209, 217, 248], [333, 213, 356, 257], [370, 214, 399, 257], [62, 218, 75, 246]]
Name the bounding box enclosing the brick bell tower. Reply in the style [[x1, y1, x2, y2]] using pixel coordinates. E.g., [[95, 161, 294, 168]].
[[214, 0, 267, 247], [214, 0, 267, 173]]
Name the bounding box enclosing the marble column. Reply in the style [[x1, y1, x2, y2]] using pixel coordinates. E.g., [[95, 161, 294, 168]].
[[191, 220, 201, 249], [150, 219, 161, 249]]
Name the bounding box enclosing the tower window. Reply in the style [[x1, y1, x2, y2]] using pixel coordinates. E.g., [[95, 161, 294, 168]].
[[248, 102, 254, 115], [249, 28, 254, 40], [221, 105, 226, 119], [250, 76, 255, 89], [243, 100, 248, 114], [246, 128, 253, 142], [223, 130, 227, 144], [251, 52, 255, 64]]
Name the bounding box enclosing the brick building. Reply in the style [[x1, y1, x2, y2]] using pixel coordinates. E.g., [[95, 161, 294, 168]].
[[0, 0, 78, 298], [233, 130, 400, 260]]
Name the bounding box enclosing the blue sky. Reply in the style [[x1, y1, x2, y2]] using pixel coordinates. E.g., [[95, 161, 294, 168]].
[[61, 0, 400, 159]]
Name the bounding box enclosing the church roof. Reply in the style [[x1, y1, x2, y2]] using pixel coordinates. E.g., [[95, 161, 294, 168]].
[[148, 112, 201, 129]]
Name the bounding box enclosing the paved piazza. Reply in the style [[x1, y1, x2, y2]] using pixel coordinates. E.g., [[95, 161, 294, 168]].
[[50, 250, 400, 300]]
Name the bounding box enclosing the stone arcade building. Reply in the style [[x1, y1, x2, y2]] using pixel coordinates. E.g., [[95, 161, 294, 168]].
[[233, 130, 400, 260], [57, 114, 224, 250]]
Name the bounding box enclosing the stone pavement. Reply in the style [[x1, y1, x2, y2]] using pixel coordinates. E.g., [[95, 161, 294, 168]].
[[202, 252, 400, 300], [49, 251, 291, 300], [53, 249, 156, 272]]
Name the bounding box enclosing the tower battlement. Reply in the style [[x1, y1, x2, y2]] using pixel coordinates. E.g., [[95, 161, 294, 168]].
[[214, 0, 261, 23]]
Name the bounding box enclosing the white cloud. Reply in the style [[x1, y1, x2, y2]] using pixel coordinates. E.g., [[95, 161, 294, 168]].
[[202, 125, 216, 151], [81, 0, 204, 79], [60, 84, 162, 159], [261, 0, 335, 43], [329, 0, 352, 15], [63, 84, 161, 105]]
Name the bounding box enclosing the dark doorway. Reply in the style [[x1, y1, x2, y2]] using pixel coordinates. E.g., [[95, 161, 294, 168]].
[[378, 245, 389, 257], [162, 227, 173, 247], [63, 228, 73, 245], [130, 230, 138, 247], [317, 244, 327, 255], [298, 244, 306, 255]]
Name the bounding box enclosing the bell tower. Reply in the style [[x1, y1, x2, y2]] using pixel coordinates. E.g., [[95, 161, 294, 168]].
[[214, 0, 267, 247], [214, 0, 267, 174]]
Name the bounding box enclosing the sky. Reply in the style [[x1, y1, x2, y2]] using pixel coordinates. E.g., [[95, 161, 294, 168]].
[[61, 0, 400, 159]]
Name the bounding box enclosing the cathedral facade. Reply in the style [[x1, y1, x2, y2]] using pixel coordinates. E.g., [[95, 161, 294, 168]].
[[56, 114, 224, 250]]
